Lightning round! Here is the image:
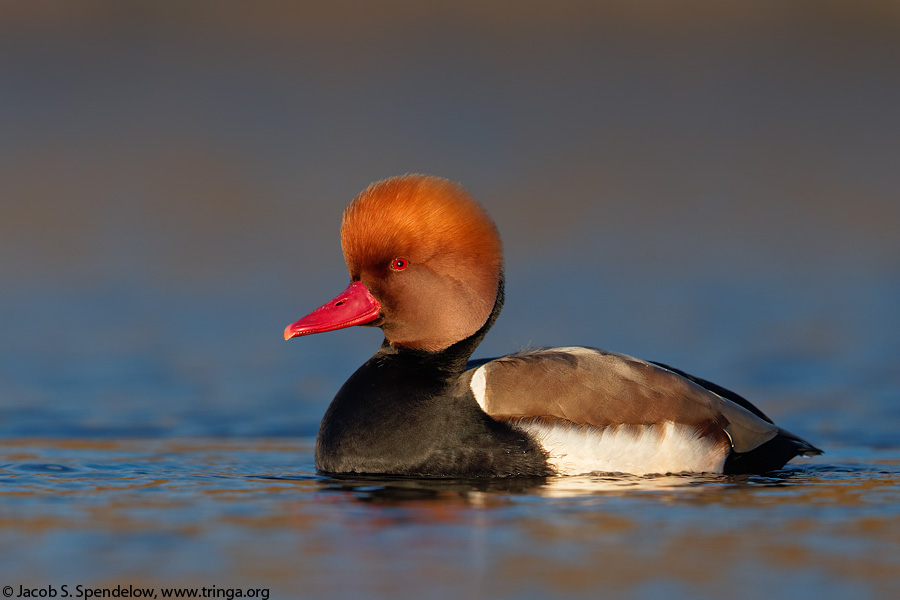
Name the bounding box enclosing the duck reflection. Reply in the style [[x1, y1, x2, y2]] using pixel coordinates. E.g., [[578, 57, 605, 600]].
[[314, 470, 803, 505]]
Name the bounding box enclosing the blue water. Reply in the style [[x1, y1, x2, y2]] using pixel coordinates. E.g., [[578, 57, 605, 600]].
[[1, 439, 898, 600]]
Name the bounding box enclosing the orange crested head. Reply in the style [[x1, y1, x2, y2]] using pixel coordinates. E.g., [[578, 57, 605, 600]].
[[341, 175, 502, 280], [338, 175, 504, 351]]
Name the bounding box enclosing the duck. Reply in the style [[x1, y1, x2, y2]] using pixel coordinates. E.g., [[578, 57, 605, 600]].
[[284, 174, 822, 477]]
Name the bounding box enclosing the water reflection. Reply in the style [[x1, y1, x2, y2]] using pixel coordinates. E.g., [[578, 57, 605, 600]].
[[307, 461, 855, 504]]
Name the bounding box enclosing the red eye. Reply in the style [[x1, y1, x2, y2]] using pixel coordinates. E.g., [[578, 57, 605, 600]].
[[391, 258, 408, 271]]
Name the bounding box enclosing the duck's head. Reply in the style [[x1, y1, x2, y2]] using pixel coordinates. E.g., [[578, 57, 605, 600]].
[[284, 175, 504, 352]]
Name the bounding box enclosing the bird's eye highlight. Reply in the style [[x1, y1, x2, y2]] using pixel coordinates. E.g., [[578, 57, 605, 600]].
[[391, 258, 409, 271]]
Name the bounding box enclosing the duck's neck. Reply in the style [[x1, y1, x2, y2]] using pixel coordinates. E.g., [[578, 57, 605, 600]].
[[380, 273, 505, 374]]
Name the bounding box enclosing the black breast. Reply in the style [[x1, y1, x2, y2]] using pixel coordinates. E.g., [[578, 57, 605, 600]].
[[314, 346, 551, 477]]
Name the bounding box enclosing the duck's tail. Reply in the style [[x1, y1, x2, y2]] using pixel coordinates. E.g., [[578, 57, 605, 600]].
[[724, 428, 823, 474]]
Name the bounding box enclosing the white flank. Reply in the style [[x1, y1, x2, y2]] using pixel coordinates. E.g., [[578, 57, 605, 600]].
[[469, 365, 488, 411], [513, 419, 729, 476]]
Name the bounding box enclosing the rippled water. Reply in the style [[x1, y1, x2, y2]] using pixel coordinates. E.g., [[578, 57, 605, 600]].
[[1, 438, 898, 600]]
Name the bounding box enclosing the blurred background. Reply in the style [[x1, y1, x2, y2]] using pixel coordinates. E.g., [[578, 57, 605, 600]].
[[1, 1, 898, 444]]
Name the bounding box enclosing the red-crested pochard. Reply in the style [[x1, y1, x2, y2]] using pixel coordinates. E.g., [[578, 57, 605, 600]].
[[284, 175, 822, 477]]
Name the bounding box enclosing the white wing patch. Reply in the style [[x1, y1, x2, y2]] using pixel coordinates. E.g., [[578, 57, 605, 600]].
[[469, 365, 488, 411], [513, 419, 729, 476]]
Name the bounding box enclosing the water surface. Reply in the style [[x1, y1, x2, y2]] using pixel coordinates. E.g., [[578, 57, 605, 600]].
[[1, 438, 898, 600]]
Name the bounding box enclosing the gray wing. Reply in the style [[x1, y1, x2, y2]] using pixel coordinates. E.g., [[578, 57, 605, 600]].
[[463, 346, 779, 454]]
